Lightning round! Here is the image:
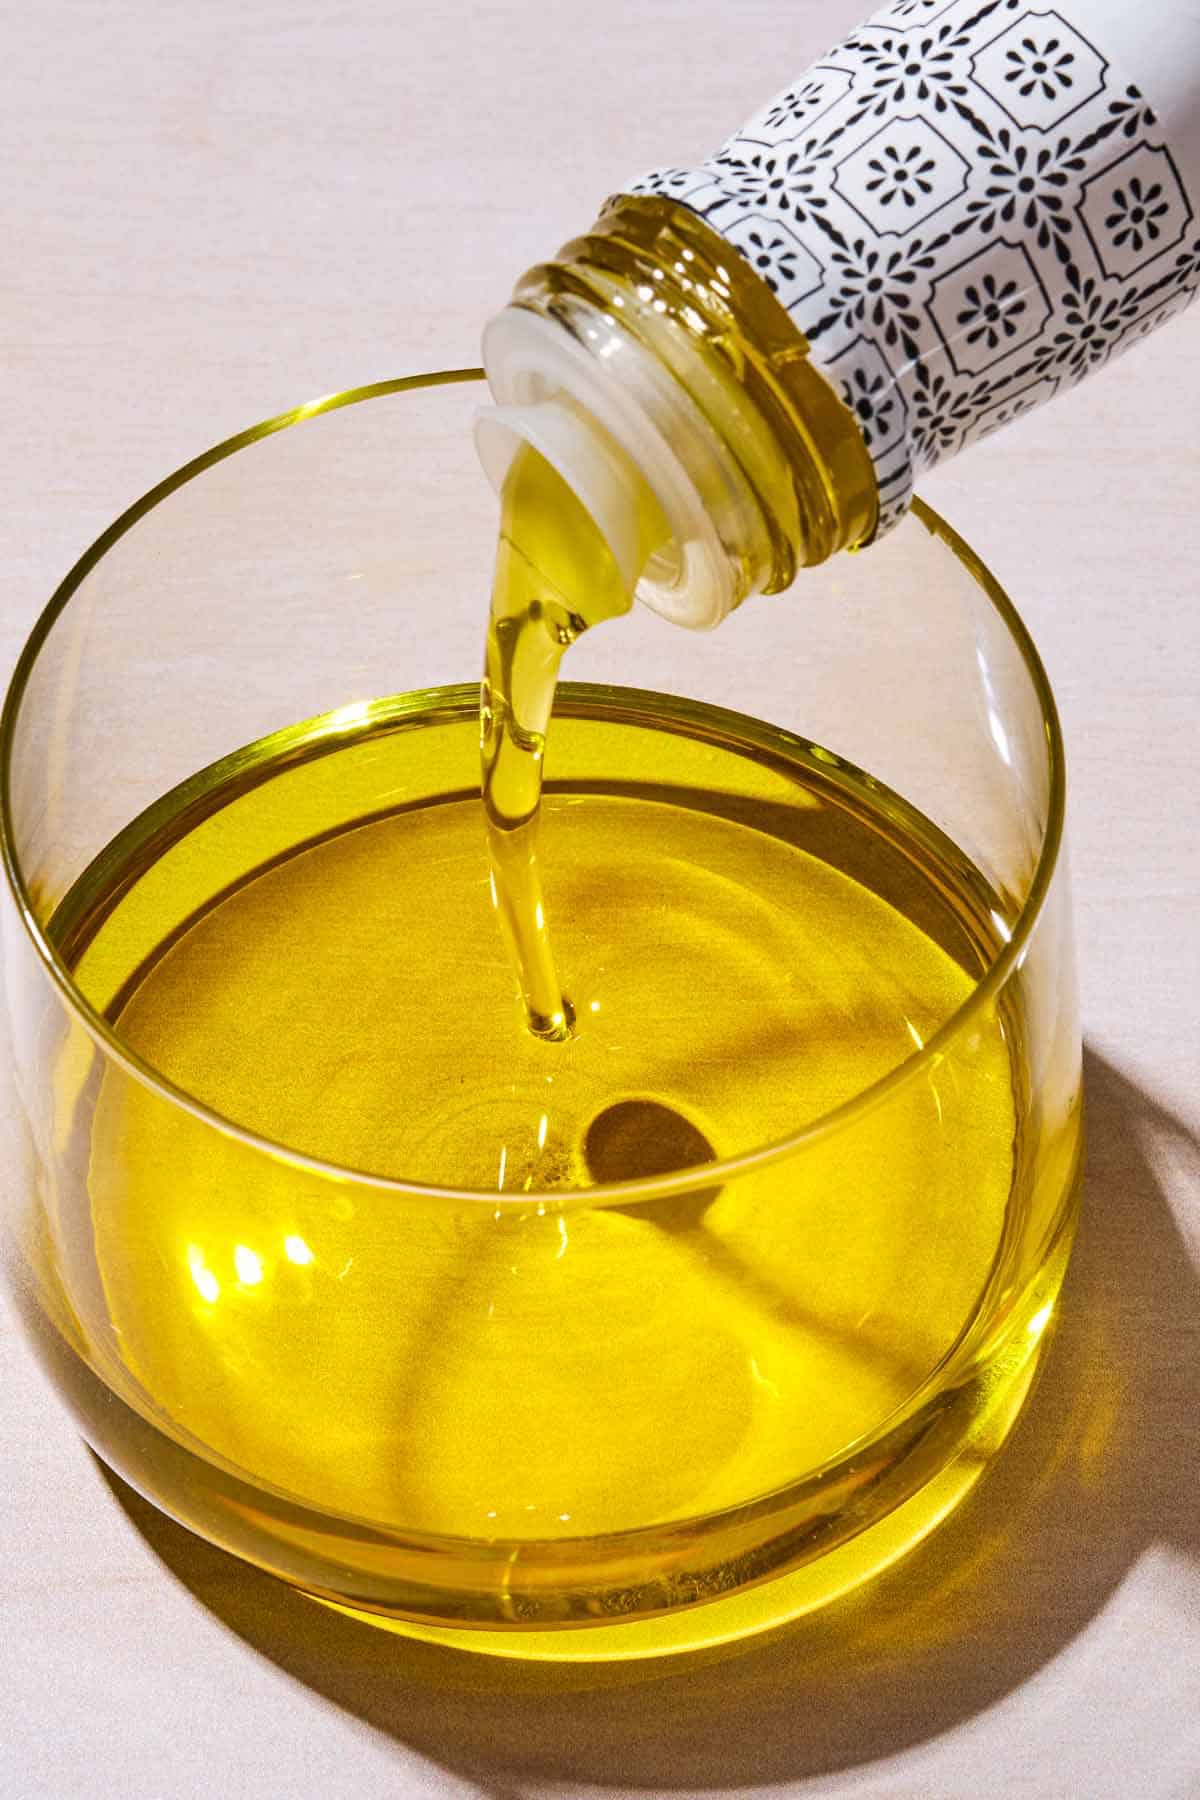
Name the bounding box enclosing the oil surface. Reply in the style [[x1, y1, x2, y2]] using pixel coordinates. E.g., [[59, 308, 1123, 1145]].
[[56, 691, 1021, 1546]]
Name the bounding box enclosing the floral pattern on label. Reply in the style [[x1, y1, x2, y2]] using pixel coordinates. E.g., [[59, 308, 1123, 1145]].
[[969, 11, 1108, 133], [833, 115, 972, 234], [630, 0, 1199, 538], [1077, 143, 1194, 280]]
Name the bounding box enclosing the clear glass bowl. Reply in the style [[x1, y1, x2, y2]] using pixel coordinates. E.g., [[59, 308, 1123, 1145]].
[[0, 371, 1083, 1661]]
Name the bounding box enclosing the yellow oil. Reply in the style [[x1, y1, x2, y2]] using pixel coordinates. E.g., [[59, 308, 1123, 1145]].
[[33, 661, 1071, 1656], [481, 442, 660, 1038]]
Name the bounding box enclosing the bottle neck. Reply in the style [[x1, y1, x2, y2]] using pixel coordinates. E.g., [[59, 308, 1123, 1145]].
[[479, 196, 878, 627]]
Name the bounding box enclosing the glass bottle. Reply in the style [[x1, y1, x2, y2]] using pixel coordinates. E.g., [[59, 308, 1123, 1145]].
[[476, 0, 1200, 625]]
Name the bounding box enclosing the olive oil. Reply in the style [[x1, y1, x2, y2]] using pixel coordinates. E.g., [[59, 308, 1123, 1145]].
[[481, 442, 660, 1039], [46, 679, 1041, 1586]]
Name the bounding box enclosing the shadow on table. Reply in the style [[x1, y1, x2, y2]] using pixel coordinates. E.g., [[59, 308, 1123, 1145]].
[[97, 1047, 1200, 1793]]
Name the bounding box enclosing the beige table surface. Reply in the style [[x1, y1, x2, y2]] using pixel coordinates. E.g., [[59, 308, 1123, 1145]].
[[2, 3, 1198, 1796]]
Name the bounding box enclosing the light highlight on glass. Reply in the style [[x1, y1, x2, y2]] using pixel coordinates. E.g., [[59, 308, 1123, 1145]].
[[233, 1245, 263, 1286], [186, 1246, 220, 1306]]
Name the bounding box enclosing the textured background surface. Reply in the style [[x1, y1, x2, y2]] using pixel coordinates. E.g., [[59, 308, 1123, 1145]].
[[1, 2, 1198, 1795]]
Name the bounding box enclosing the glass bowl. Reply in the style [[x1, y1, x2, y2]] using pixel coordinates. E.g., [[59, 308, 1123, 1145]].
[[0, 371, 1083, 1661]]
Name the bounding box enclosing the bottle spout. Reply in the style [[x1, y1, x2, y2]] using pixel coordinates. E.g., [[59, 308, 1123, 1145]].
[[476, 304, 769, 628], [474, 396, 667, 600]]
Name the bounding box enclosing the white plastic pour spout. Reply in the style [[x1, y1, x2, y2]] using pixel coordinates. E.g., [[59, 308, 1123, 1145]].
[[475, 397, 659, 599], [474, 305, 755, 629]]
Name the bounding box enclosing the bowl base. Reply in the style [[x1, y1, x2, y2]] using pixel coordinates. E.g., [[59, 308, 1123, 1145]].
[[305, 1296, 1057, 1664]]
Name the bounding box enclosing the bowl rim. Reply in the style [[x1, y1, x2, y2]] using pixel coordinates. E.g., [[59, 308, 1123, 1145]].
[[0, 368, 1067, 1208]]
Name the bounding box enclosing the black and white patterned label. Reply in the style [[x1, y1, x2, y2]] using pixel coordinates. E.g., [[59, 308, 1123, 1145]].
[[631, 0, 1199, 537]]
